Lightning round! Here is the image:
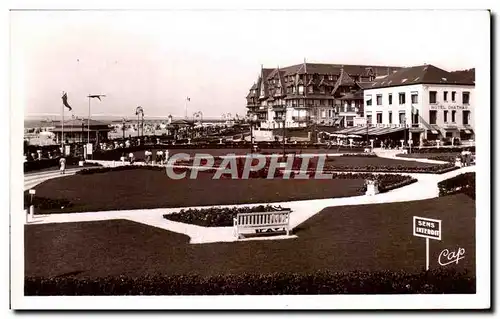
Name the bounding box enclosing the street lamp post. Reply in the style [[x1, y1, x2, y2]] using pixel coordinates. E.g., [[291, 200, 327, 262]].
[[247, 114, 258, 155], [122, 118, 126, 140], [135, 106, 144, 140], [275, 113, 286, 156]]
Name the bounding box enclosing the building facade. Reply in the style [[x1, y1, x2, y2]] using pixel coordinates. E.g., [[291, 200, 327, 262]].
[[51, 119, 112, 144], [246, 62, 402, 129], [363, 65, 475, 143]]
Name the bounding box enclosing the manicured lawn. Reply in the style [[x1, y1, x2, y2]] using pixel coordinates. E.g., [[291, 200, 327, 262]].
[[397, 153, 461, 162], [30, 168, 365, 213], [25, 194, 475, 279]]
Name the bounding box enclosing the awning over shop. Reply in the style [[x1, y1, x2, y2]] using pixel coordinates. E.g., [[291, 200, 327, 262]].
[[335, 126, 406, 136]]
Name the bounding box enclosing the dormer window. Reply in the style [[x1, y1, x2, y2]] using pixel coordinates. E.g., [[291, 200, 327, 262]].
[[320, 86, 325, 94], [328, 75, 333, 81], [308, 86, 313, 93], [298, 85, 304, 94]]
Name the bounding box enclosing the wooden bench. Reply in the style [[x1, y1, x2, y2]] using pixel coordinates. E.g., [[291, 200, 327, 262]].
[[233, 209, 291, 239]]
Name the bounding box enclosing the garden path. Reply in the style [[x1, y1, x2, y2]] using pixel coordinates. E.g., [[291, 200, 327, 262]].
[[23, 153, 475, 244]]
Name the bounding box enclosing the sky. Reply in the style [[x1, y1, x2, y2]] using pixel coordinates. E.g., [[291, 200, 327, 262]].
[[11, 9, 488, 119]]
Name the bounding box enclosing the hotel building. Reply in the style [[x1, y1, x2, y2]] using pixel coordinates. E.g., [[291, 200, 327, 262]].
[[245, 62, 402, 129], [363, 64, 475, 143]]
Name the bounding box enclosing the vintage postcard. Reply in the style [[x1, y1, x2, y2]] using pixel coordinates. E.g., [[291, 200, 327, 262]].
[[9, 8, 491, 310]]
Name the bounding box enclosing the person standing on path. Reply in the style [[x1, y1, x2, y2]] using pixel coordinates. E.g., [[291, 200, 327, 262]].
[[59, 157, 66, 175], [156, 150, 163, 165]]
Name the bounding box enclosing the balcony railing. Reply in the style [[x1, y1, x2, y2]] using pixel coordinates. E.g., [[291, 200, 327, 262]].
[[292, 116, 310, 122]]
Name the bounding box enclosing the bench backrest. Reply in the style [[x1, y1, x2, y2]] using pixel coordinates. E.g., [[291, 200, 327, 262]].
[[236, 210, 290, 226]]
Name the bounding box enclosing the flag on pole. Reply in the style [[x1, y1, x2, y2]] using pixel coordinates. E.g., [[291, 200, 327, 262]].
[[62, 92, 72, 111], [88, 95, 102, 101], [187, 97, 190, 101]]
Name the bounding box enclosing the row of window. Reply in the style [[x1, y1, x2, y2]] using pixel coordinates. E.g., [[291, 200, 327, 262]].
[[429, 91, 470, 104], [429, 110, 471, 125], [268, 74, 375, 85], [367, 110, 471, 125], [367, 91, 471, 106]]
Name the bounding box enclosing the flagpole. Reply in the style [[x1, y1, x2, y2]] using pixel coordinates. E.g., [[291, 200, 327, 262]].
[[88, 95, 91, 143], [185, 98, 187, 119], [62, 95, 64, 150]]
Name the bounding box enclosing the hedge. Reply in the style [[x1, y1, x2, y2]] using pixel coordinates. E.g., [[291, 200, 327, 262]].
[[164, 205, 289, 227], [76, 165, 165, 175], [24, 157, 79, 173], [25, 269, 475, 295], [438, 172, 475, 200], [91, 144, 365, 160], [23, 193, 72, 210], [323, 163, 457, 174], [410, 146, 475, 154]]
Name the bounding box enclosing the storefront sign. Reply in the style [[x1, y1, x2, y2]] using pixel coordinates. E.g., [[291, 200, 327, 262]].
[[429, 104, 469, 110]]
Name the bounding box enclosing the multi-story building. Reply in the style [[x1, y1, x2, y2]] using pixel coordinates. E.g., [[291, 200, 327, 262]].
[[363, 64, 475, 143], [245, 62, 402, 129]]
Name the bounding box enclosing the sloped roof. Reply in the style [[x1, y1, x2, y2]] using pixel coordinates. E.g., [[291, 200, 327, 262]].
[[368, 64, 475, 89], [258, 68, 274, 99], [274, 63, 402, 77], [450, 68, 475, 83], [331, 68, 357, 95], [356, 82, 375, 89]]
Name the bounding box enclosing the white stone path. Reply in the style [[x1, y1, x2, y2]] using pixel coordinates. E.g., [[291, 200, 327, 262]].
[[23, 150, 474, 244]]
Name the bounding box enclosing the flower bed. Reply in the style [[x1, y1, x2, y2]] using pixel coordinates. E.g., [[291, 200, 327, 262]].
[[76, 165, 165, 175], [411, 146, 475, 154], [341, 153, 377, 157], [352, 173, 417, 193], [163, 205, 289, 227], [25, 268, 475, 295], [438, 172, 475, 200], [323, 163, 457, 174]]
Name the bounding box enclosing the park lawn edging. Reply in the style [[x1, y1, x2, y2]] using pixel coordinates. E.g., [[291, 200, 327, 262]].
[[438, 172, 475, 200], [324, 163, 457, 174], [410, 146, 475, 154], [25, 268, 475, 295], [163, 205, 290, 227]]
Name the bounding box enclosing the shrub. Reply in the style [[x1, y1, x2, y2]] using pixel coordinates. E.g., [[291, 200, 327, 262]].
[[341, 153, 377, 157], [355, 174, 417, 193], [23, 193, 73, 211], [76, 165, 165, 175], [25, 269, 475, 295], [412, 146, 475, 154], [323, 163, 457, 174], [164, 205, 290, 227], [438, 172, 475, 199]]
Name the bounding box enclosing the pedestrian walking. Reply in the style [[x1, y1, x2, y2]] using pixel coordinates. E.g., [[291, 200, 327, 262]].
[[59, 157, 66, 175], [129, 152, 134, 164]]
